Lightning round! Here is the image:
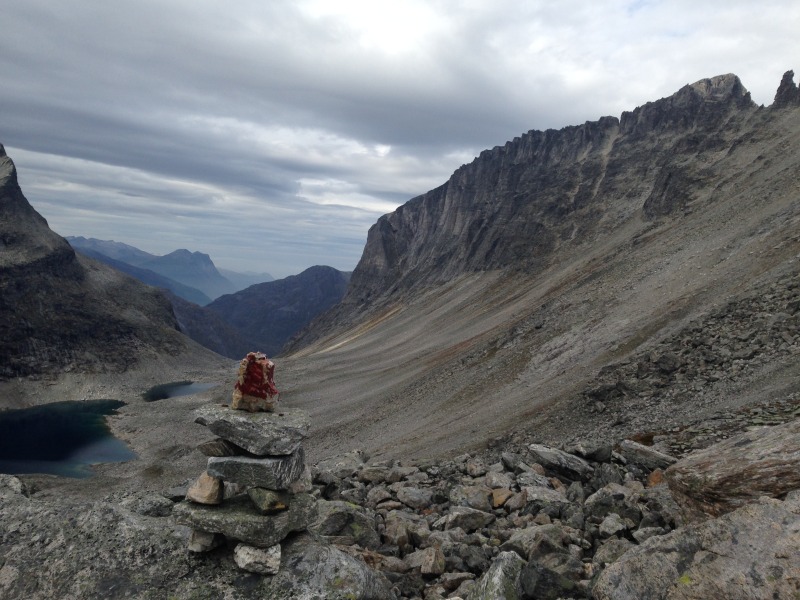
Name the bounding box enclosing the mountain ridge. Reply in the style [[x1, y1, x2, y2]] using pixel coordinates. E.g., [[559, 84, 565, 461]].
[[280, 70, 800, 460]]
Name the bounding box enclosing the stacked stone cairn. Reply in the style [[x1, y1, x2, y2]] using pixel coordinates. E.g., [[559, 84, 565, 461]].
[[173, 404, 314, 575]]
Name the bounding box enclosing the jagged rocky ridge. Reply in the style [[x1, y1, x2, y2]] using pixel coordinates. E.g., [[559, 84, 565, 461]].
[[290, 72, 792, 346], [278, 71, 800, 464]]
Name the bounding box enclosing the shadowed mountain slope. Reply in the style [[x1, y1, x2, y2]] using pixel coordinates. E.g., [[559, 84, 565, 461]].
[[0, 144, 218, 384], [70, 246, 212, 306], [280, 72, 800, 462], [207, 266, 350, 357]]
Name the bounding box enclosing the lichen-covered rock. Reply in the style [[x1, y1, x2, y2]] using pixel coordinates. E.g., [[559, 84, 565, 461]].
[[233, 543, 281, 575], [466, 550, 525, 600], [310, 499, 381, 549], [193, 405, 309, 456], [665, 420, 800, 517], [592, 496, 800, 600], [187, 529, 225, 552], [262, 532, 393, 599], [206, 448, 305, 489], [173, 493, 315, 548]]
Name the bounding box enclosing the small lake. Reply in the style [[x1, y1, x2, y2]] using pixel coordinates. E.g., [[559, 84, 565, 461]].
[[0, 400, 136, 478], [141, 381, 217, 402]]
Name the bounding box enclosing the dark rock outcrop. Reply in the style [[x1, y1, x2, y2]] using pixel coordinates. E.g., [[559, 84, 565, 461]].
[[773, 69, 800, 108], [0, 144, 192, 379], [291, 75, 763, 347]]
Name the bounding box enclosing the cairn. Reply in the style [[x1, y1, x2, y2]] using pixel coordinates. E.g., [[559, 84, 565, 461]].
[[174, 387, 314, 575]]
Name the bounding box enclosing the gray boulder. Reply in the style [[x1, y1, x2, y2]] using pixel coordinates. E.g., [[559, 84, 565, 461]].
[[434, 506, 496, 532], [262, 532, 393, 599], [592, 496, 800, 600], [193, 404, 309, 455], [206, 448, 305, 489], [310, 499, 381, 549], [173, 493, 315, 548], [467, 550, 526, 600], [519, 556, 585, 600], [618, 440, 677, 471], [665, 419, 800, 517], [527, 444, 594, 479], [500, 523, 574, 562]]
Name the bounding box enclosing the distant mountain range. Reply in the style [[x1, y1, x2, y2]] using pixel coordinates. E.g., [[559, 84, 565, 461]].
[[64, 236, 349, 358], [66, 236, 274, 303]]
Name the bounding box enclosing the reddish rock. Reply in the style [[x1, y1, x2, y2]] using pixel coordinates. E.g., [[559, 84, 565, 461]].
[[665, 420, 800, 517]]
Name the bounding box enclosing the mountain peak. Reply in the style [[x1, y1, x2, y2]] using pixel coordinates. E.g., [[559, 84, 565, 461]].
[[773, 70, 800, 108]]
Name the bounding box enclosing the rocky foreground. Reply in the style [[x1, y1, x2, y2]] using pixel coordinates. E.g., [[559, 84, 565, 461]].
[[1, 399, 799, 599]]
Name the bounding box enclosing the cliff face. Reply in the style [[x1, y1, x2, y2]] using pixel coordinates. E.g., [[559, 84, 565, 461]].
[[0, 145, 195, 380], [345, 74, 756, 308], [280, 71, 800, 461]]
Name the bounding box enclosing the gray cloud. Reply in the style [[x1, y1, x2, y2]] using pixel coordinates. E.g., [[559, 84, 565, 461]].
[[2, 0, 798, 277]]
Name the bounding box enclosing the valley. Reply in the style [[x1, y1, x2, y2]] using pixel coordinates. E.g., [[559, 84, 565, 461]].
[[1, 71, 799, 599]]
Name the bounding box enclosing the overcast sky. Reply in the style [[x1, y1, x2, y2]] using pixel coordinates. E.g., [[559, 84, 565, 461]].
[[2, 1, 798, 278]]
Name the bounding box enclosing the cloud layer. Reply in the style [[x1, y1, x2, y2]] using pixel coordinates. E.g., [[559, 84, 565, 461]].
[[2, 0, 798, 276]]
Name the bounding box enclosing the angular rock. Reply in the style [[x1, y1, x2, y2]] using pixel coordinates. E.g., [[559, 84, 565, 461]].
[[196, 437, 244, 457], [584, 483, 642, 524], [405, 546, 445, 575], [618, 440, 677, 471], [434, 506, 496, 532], [441, 571, 475, 592], [310, 499, 381, 549], [466, 550, 525, 600], [526, 444, 594, 479], [383, 510, 431, 552], [262, 532, 393, 599], [450, 485, 493, 512], [593, 496, 800, 600], [593, 537, 634, 567], [247, 488, 291, 514], [599, 512, 629, 537], [397, 486, 435, 510], [185, 472, 224, 505], [518, 556, 584, 600], [173, 493, 316, 548], [193, 404, 309, 456], [315, 449, 368, 480], [665, 420, 800, 517], [187, 529, 225, 553], [492, 488, 515, 509], [485, 471, 514, 489], [520, 486, 571, 519], [500, 523, 571, 561], [233, 543, 281, 575], [207, 448, 305, 489]]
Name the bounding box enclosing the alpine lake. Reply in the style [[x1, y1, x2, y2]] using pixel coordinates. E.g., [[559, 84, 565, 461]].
[[0, 381, 217, 478]]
